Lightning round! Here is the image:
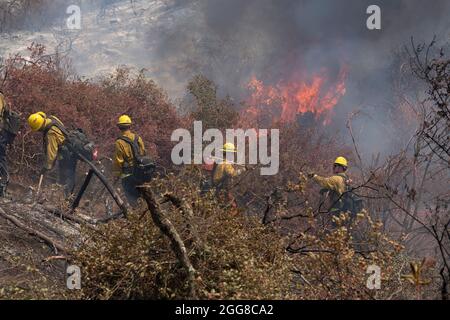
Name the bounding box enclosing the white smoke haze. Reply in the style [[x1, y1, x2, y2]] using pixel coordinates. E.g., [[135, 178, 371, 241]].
[[1, 0, 449, 160]]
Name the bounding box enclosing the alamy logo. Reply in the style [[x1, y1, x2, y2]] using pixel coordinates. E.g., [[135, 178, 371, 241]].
[[366, 265, 381, 290], [366, 5, 381, 30], [66, 265, 81, 290], [66, 5, 81, 30], [171, 121, 279, 175]]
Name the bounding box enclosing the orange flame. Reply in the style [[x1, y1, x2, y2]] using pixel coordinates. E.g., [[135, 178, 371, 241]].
[[245, 67, 347, 125]]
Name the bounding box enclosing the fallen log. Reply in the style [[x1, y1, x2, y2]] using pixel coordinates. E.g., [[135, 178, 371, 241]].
[[40, 205, 121, 242], [0, 207, 67, 253]]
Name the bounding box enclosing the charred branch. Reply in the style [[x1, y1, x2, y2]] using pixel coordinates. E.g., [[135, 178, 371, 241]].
[[140, 185, 197, 299], [162, 193, 203, 251]]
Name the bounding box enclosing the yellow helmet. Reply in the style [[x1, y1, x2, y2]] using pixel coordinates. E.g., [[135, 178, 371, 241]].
[[28, 112, 46, 131], [221, 142, 237, 153], [37, 111, 46, 118], [334, 156, 348, 168], [118, 115, 132, 126]]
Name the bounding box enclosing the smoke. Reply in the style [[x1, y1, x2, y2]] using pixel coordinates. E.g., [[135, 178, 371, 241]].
[[155, 0, 450, 89], [2, 0, 450, 160], [150, 0, 450, 159]]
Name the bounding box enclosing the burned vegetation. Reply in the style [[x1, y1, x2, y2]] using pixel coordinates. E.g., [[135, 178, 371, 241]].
[[0, 39, 448, 300]]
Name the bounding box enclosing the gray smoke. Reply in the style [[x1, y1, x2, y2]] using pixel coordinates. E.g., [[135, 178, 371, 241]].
[[155, 0, 450, 90], [2, 0, 450, 160], [158, 0, 449, 159]]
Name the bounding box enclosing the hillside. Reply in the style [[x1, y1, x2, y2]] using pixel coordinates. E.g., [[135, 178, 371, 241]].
[[0, 0, 448, 301], [0, 0, 200, 98]]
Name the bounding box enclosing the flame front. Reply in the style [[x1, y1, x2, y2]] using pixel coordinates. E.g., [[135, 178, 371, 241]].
[[245, 67, 347, 125]]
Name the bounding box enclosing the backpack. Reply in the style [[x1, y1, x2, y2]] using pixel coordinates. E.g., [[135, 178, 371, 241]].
[[339, 176, 364, 217], [66, 128, 97, 161], [3, 109, 20, 135], [117, 135, 155, 183], [1, 107, 21, 145], [48, 117, 97, 162]]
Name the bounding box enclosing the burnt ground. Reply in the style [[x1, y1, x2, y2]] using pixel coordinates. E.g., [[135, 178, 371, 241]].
[[0, 179, 116, 299]]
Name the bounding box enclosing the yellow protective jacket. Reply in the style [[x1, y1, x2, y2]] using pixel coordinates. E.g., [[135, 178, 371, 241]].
[[312, 173, 347, 195], [41, 117, 66, 170], [113, 130, 146, 178], [312, 173, 348, 211], [0, 93, 6, 127], [212, 160, 237, 189]]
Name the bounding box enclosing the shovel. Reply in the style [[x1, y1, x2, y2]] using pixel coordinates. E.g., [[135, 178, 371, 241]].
[[34, 174, 44, 204]]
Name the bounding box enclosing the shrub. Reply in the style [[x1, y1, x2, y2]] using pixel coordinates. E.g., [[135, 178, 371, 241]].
[[290, 210, 405, 299], [72, 168, 294, 299], [1, 44, 186, 179]]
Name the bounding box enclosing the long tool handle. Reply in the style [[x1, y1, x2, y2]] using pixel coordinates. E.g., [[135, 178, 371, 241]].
[[71, 169, 95, 210], [76, 153, 128, 217], [35, 174, 44, 201]]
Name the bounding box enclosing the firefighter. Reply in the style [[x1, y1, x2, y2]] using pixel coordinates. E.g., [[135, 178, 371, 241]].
[[211, 143, 245, 212], [0, 93, 14, 197], [309, 156, 350, 219], [212, 143, 239, 191], [27, 112, 78, 196], [112, 115, 146, 207]]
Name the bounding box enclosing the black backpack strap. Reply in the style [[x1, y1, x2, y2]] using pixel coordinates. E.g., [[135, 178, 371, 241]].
[[117, 135, 141, 162], [42, 116, 69, 140], [43, 116, 67, 148], [48, 116, 69, 135], [133, 135, 141, 157]]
